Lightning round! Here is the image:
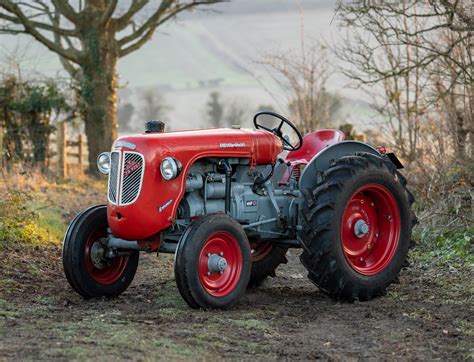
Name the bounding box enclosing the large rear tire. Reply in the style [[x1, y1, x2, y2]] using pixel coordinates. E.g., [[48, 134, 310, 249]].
[[299, 153, 416, 301], [62, 205, 139, 299]]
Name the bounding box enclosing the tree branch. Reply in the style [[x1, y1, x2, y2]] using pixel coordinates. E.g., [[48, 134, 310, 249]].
[[100, 0, 118, 25], [0, 0, 81, 64], [113, 0, 148, 30], [51, 0, 79, 25], [439, 0, 474, 31], [118, 0, 174, 47], [0, 10, 77, 36], [118, 0, 224, 50]]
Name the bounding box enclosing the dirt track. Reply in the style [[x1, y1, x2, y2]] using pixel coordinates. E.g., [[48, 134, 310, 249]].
[[1, 241, 472, 360]]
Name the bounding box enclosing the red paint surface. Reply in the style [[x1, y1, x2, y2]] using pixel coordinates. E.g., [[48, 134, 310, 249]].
[[198, 231, 243, 297], [341, 184, 401, 275], [108, 128, 283, 240], [250, 241, 273, 262], [84, 229, 129, 285], [281, 129, 345, 183]]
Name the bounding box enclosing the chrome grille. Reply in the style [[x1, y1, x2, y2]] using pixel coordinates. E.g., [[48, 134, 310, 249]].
[[108, 151, 120, 204], [119, 152, 144, 205]]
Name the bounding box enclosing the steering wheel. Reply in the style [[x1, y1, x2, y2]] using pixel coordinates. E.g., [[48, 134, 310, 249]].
[[253, 111, 303, 151]]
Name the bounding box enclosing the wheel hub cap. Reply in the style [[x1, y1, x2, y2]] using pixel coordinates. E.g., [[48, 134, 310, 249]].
[[85, 231, 130, 285], [198, 231, 243, 297], [354, 219, 369, 237], [207, 254, 228, 273]]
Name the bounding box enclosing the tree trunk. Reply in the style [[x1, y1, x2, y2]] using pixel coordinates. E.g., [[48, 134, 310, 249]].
[[79, 26, 119, 174]]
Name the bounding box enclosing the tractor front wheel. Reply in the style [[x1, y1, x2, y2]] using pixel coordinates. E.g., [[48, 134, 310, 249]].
[[174, 214, 251, 309], [299, 153, 416, 301], [62, 205, 139, 299]]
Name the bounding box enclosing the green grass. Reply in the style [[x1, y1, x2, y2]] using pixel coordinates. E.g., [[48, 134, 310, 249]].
[[0, 298, 20, 319], [0, 190, 68, 247], [26, 200, 67, 243], [413, 225, 474, 264]]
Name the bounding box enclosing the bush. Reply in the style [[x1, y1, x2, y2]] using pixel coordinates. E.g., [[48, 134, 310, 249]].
[[0, 190, 64, 246]]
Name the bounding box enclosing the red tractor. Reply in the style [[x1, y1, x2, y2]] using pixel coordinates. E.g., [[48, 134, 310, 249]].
[[63, 112, 416, 309]]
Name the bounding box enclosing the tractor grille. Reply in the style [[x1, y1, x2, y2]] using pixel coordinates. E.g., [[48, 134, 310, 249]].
[[107, 151, 145, 205], [108, 151, 120, 204], [120, 152, 144, 205]]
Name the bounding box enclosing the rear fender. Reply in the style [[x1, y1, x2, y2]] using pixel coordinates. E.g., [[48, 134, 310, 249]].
[[299, 141, 381, 191]]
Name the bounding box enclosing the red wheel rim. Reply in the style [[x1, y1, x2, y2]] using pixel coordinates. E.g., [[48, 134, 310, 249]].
[[198, 231, 243, 297], [84, 230, 129, 285], [341, 184, 401, 276], [250, 241, 272, 262]]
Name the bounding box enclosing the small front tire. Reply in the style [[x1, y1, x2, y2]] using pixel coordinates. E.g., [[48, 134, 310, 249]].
[[174, 214, 251, 309], [62, 205, 139, 299]]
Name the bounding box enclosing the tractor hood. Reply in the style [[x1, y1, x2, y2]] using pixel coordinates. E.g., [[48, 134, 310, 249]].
[[107, 128, 282, 240], [113, 127, 282, 165]]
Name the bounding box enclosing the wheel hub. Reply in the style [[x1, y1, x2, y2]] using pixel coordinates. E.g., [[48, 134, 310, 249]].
[[90, 241, 107, 269], [341, 184, 401, 275], [198, 231, 243, 297], [354, 219, 369, 237], [207, 253, 228, 274]]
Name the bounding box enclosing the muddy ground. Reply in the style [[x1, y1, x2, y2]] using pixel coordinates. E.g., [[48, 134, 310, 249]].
[[1, 244, 472, 360], [0, 181, 472, 360]]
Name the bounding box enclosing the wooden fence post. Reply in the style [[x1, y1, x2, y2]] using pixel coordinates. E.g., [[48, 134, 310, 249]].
[[57, 121, 67, 178]]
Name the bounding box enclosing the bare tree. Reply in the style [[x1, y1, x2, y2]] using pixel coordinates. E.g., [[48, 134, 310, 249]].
[[117, 102, 134, 132], [336, 0, 472, 164], [259, 42, 338, 134], [140, 88, 171, 122], [0, 0, 223, 172], [337, 0, 472, 87], [206, 91, 223, 127]]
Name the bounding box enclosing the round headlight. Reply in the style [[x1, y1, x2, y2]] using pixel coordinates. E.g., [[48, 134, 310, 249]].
[[97, 152, 111, 174], [160, 157, 180, 180]]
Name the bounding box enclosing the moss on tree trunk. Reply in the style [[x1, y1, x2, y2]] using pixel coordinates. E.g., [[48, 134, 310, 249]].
[[79, 27, 119, 173]]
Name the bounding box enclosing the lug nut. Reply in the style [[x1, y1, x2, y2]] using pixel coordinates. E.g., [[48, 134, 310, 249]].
[[360, 199, 365, 204], [387, 215, 392, 221], [371, 202, 375, 207], [207, 271, 211, 276], [219, 252, 224, 256], [207, 253, 211, 257]]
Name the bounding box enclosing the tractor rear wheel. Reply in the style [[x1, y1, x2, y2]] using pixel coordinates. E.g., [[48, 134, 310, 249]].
[[174, 214, 251, 309], [248, 241, 288, 287], [62, 205, 139, 299], [299, 153, 416, 301]]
